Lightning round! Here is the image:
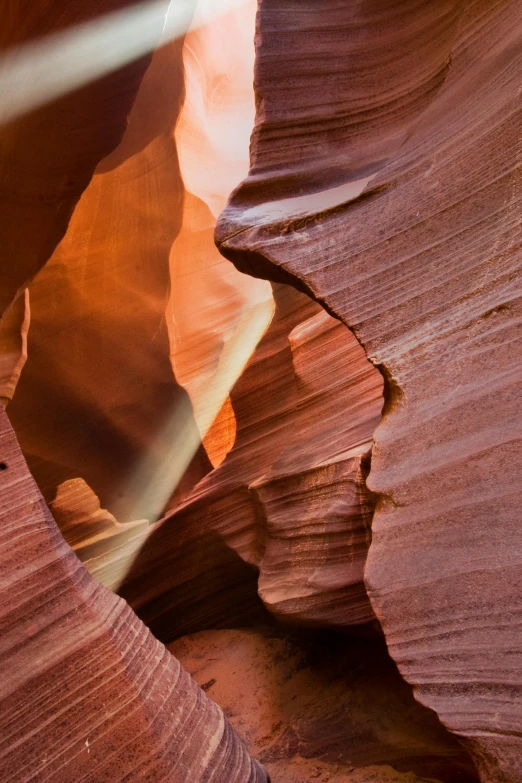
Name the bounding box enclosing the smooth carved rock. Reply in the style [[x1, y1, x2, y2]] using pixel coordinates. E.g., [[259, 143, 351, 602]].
[[168, 192, 273, 469], [0, 1, 169, 319], [119, 282, 383, 639], [0, 407, 267, 782], [6, 24, 213, 524], [168, 0, 273, 470], [49, 477, 151, 591], [170, 627, 478, 783], [216, 1, 522, 780]]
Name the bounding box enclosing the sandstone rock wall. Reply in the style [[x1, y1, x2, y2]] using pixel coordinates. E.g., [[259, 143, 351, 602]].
[[119, 282, 383, 638], [1, 0, 520, 781], [216, 1, 522, 779], [0, 407, 268, 782]]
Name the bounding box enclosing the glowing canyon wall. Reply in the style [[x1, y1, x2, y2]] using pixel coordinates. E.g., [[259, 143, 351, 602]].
[[0, 0, 521, 782]]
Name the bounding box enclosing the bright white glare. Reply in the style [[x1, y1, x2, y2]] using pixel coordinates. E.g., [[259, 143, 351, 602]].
[[0, 0, 249, 126], [175, 0, 257, 217]]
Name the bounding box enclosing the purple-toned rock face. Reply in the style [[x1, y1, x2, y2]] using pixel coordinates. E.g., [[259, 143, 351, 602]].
[[216, 1, 522, 780], [0, 408, 267, 782]]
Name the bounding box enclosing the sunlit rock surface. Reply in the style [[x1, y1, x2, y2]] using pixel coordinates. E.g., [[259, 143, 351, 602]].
[[3, 0, 384, 642], [6, 20, 213, 526], [216, 1, 522, 780], [119, 282, 383, 639], [168, 0, 274, 468], [168, 190, 273, 469], [0, 408, 268, 782], [6, 1, 273, 530], [0, 3, 271, 780]]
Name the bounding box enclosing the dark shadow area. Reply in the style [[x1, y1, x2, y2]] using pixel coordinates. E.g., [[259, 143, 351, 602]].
[[119, 525, 275, 642], [172, 625, 480, 783]]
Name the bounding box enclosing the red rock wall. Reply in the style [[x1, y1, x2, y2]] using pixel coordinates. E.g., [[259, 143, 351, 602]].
[[2, 1, 384, 645], [2, 0, 520, 781], [118, 281, 383, 639], [0, 407, 268, 782], [216, 1, 522, 780], [0, 0, 169, 317]]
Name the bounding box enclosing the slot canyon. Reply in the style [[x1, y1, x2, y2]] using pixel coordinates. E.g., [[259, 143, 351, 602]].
[[0, 1, 521, 782]]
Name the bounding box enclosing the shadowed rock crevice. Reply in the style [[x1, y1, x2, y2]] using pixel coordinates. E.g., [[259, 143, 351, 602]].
[[116, 279, 384, 640], [170, 627, 480, 783]]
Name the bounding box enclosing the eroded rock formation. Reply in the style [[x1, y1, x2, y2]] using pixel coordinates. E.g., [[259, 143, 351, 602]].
[[0, 408, 267, 782], [1, 0, 520, 781], [171, 627, 478, 783], [5, 17, 213, 526], [216, 1, 522, 780], [0, 4, 271, 780], [118, 281, 383, 638]]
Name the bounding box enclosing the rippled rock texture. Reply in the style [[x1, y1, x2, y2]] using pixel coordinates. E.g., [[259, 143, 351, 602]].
[[0, 408, 267, 782], [216, 1, 522, 780], [119, 281, 382, 638], [1, 0, 520, 781]]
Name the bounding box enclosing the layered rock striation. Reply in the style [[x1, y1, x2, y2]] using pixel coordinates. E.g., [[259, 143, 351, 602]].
[[0, 407, 268, 782], [216, 1, 522, 780], [119, 282, 383, 639]]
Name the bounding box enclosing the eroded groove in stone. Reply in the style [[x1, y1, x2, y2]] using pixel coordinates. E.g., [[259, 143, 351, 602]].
[[216, 0, 522, 779], [117, 282, 383, 639], [0, 407, 268, 782]]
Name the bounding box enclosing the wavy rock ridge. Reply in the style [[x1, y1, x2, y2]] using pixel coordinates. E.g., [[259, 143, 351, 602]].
[[216, 1, 522, 780], [0, 408, 268, 782], [118, 282, 383, 639]]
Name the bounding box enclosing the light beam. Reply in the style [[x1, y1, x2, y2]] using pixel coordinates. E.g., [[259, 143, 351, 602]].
[[0, 0, 249, 126]]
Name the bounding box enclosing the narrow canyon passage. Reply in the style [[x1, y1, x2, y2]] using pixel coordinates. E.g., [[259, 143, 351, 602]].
[[0, 1, 519, 782]]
